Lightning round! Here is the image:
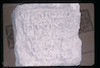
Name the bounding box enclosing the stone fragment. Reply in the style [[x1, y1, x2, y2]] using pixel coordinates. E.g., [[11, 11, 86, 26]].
[[11, 3, 82, 66]]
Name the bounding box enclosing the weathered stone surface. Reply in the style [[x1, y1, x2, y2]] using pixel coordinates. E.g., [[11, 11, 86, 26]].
[[11, 3, 82, 66]]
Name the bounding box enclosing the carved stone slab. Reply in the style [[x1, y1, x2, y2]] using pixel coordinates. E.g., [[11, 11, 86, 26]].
[[11, 3, 82, 66]]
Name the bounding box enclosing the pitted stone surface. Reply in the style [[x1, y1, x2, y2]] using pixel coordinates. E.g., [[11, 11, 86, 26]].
[[11, 3, 82, 66]]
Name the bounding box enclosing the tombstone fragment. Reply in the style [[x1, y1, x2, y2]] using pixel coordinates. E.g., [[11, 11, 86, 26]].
[[11, 3, 82, 66]]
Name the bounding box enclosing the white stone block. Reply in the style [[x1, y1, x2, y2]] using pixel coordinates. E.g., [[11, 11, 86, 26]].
[[11, 3, 82, 66]]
